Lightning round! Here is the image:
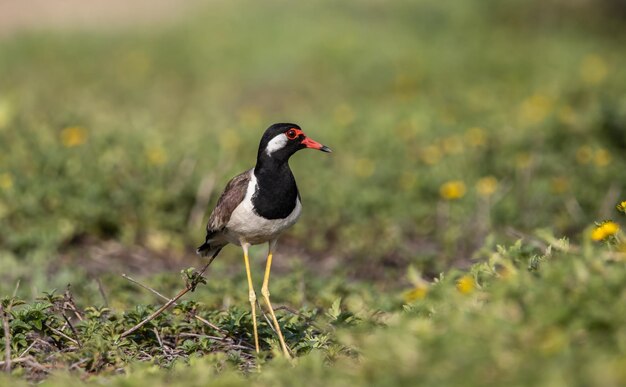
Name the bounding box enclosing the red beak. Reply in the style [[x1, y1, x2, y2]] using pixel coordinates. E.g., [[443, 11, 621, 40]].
[[301, 137, 332, 153]]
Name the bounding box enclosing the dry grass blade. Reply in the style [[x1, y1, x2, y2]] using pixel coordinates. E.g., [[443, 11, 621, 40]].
[[0, 355, 49, 374], [120, 286, 192, 339], [48, 326, 79, 346], [96, 278, 109, 307], [121, 273, 227, 334], [0, 356, 27, 367], [63, 288, 83, 322], [119, 257, 215, 339], [18, 341, 37, 358], [257, 299, 276, 335], [62, 314, 82, 348], [122, 273, 170, 301], [192, 315, 226, 335], [153, 328, 164, 349]]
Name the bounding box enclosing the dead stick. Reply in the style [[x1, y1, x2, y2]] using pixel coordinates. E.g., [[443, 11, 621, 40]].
[[120, 259, 214, 339], [121, 274, 171, 302], [62, 314, 82, 348], [0, 356, 49, 374], [122, 272, 226, 334], [0, 357, 27, 367], [48, 326, 78, 346], [1, 305, 10, 372], [120, 286, 191, 339], [257, 299, 276, 334], [18, 341, 37, 359], [192, 315, 226, 335]]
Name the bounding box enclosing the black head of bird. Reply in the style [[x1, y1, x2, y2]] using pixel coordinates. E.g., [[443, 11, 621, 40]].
[[257, 123, 332, 163]]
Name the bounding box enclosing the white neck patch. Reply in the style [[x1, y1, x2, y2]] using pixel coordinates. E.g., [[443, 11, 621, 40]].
[[265, 134, 288, 157]]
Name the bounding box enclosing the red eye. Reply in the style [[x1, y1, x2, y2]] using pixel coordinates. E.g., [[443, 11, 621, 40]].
[[286, 129, 298, 140]]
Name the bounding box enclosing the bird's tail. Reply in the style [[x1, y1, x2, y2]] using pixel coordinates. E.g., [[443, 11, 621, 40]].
[[196, 241, 224, 259]]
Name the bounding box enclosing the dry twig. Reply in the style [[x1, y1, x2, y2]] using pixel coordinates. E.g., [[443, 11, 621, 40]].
[[18, 341, 37, 359], [121, 273, 226, 335], [257, 299, 276, 334], [119, 257, 216, 339], [122, 273, 170, 301], [153, 328, 164, 349], [63, 287, 83, 322], [48, 326, 79, 346], [0, 355, 49, 374], [62, 313, 82, 348]]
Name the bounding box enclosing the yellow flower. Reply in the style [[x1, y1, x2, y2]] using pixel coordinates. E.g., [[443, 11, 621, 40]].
[[617, 201, 626, 214], [145, 146, 167, 166], [403, 284, 429, 303], [591, 227, 605, 242], [591, 221, 620, 242], [465, 127, 487, 147], [456, 275, 475, 294], [441, 136, 464, 155], [576, 146, 593, 165], [603, 221, 619, 235], [594, 148, 611, 167], [551, 177, 569, 195], [580, 54, 608, 85], [440, 180, 466, 201], [420, 145, 442, 165], [0, 173, 13, 190], [518, 93, 553, 125], [476, 176, 498, 197], [60, 126, 87, 147], [558, 105, 577, 126]]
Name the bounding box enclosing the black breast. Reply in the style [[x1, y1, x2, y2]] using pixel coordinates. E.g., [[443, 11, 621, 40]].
[[252, 166, 300, 220]]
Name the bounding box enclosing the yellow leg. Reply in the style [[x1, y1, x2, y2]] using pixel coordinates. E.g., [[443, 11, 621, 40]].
[[261, 240, 291, 358], [242, 242, 260, 353]]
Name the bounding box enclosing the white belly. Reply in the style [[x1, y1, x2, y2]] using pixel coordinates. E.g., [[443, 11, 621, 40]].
[[225, 174, 302, 245]]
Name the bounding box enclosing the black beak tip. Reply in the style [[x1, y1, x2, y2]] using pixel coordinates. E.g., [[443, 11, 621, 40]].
[[320, 145, 332, 153]]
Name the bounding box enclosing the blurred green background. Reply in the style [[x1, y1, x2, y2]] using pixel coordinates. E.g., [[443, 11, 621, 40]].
[[2, 0, 624, 289], [0, 0, 625, 383]]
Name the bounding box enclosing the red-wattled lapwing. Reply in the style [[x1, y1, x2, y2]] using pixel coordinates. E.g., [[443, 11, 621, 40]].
[[197, 123, 331, 357]]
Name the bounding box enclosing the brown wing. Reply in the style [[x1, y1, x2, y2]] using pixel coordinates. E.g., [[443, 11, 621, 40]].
[[206, 169, 251, 233]]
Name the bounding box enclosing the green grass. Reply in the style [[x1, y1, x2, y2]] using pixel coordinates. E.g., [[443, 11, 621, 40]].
[[1, 237, 625, 385], [0, 0, 625, 385]]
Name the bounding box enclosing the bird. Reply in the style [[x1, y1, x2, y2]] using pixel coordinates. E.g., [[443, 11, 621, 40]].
[[197, 123, 331, 357]]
